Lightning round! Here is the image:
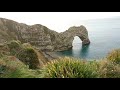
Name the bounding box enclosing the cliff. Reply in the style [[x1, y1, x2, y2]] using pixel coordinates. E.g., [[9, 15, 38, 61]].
[[0, 18, 90, 51]]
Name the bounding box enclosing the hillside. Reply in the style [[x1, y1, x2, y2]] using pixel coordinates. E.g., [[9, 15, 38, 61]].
[[0, 40, 48, 69]]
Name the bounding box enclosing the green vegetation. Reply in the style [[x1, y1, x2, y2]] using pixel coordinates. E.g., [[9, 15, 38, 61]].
[[0, 40, 120, 78], [7, 40, 22, 56], [1, 40, 47, 69], [99, 59, 120, 78], [41, 57, 99, 78], [106, 49, 120, 64], [41, 49, 120, 78], [17, 47, 41, 69], [0, 56, 41, 78]]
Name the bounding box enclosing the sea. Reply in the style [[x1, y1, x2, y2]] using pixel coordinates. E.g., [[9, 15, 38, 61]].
[[56, 17, 120, 60]]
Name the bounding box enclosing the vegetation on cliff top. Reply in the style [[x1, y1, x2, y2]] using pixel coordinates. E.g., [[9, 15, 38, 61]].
[[41, 57, 99, 78], [41, 49, 120, 78], [0, 56, 41, 78], [0, 40, 47, 69], [0, 40, 120, 78]]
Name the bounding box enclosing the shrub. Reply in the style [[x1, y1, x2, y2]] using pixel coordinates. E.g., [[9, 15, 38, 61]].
[[7, 40, 22, 56], [22, 43, 32, 49], [17, 47, 42, 69], [106, 49, 120, 64], [0, 44, 10, 56], [6, 40, 46, 69], [0, 56, 42, 78], [99, 59, 120, 78], [41, 57, 99, 78]]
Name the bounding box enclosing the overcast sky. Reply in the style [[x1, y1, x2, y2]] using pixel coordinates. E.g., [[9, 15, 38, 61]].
[[0, 12, 120, 32]]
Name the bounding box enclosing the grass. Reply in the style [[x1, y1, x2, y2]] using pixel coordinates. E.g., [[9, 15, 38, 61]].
[[7, 40, 22, 56], [17, 47, 41, 69], [0, 56, 42, 78], [41, 57, 99, 78], [99, 59, 120, 78], [3, 40, 47, 69], [106, 49, 120, 64], [41, 49, 120, 78], [1, 40, 120, 78]]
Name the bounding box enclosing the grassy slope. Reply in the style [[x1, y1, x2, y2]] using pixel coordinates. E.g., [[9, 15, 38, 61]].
[[1, 18, 120, 78], [0, 41, 120, 78], [0, 56, 42, 78]]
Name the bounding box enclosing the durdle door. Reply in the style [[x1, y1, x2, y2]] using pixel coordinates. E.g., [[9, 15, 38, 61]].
[[0, 18, 90, 51]]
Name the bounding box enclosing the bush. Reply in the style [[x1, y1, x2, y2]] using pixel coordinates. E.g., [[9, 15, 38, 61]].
[[99, 59, 120, 78], [0, 56, 42, 78], [17, 47, 42, 69], [106, 49, 120, 64], [6, 40, 46, 69], [22, 43, 32, 49], [7, 40, 22, 56], [41, 57, 99, 78]]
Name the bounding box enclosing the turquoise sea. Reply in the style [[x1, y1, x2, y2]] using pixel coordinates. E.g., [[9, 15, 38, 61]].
[[57, 17, 120, 60]]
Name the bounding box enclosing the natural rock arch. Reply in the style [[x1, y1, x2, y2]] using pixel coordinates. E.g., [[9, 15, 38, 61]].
[[0, 18, 90, 51], [72, 36, 83, 47], [54, 25, 90, 51], [70, 25, 90, 45]]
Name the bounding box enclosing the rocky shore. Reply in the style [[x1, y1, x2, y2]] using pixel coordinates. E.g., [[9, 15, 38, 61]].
[[42, 51, 60, 60]]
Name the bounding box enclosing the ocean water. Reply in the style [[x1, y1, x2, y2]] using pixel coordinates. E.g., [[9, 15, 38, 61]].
[[57, 17, 120, 60]]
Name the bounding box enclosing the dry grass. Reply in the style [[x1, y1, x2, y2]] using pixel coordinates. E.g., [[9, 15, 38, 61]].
[[0, 56, 42, 78], [99, 59, 120, 78], [41, 57, 99, 78], [1, 41, 120, 78], [106, 49, 120, 64]]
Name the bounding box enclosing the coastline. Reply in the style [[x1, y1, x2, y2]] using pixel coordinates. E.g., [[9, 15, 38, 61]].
[[42, 51, 61, 60]]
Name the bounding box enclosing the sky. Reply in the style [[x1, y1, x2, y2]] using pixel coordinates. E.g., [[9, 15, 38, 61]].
[[0, 12, 120, 32]]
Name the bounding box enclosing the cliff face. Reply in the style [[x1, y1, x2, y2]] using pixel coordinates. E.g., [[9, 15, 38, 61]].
[[0, 18, 90, 51]]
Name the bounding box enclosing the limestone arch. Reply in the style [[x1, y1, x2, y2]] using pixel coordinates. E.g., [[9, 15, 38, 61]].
[[71, 34, 90, 46], [72, 36, 82, 45]]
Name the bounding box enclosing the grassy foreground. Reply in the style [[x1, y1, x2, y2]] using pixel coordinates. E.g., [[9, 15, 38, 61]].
[[0, 44, 120, 78]]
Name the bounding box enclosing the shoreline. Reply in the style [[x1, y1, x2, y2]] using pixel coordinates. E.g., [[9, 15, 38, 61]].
[[42, 51, 61, 60]]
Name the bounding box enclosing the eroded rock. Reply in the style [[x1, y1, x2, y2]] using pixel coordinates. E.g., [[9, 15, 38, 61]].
[[0, 18, 90, 51]]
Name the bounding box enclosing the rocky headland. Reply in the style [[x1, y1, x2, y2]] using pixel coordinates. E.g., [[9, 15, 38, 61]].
[[0, 18, 90, 69], [0, 18, 90, 52]]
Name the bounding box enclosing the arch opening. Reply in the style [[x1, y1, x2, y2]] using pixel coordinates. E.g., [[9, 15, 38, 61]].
[[72, 36, 82, 49], [72, 35, 90, 49], [72, 36, 90, 59]]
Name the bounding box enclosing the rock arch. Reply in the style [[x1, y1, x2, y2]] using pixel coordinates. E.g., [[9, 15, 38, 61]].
[[52, 25, 90, 51], [0, 18, 90, 51], [71, 34, 90, 46], [70, 25, 90, 45]]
